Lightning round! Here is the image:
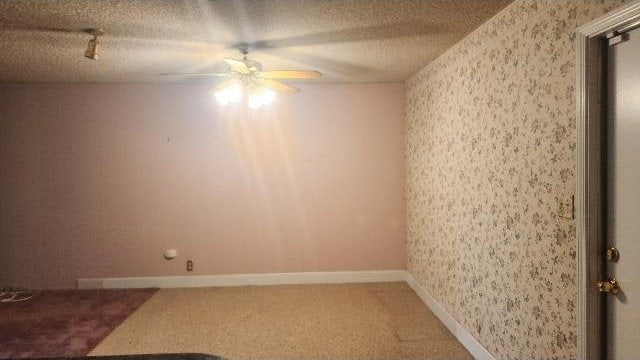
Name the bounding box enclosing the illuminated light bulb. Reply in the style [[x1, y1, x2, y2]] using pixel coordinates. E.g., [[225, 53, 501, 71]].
[[247, 88, 277, 109], [214, 90, 229, 105], [226, 84, 242, 103], [261, 89, 276, 105], [248, 93, 263, 109], [214, 84, 242, 106], [213, 84, 276, 108]]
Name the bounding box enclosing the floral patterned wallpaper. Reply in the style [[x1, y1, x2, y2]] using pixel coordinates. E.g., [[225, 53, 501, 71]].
[[406, 1, 627, 359]]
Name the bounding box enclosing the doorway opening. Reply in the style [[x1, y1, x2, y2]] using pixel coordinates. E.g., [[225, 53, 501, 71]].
[[576, 2, 640, 359]]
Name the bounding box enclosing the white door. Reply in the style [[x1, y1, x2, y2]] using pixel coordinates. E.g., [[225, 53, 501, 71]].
[[605, 25, 640, 360]]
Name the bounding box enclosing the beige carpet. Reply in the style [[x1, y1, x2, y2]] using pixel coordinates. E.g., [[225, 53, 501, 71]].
[[89, 282, 472, 360]]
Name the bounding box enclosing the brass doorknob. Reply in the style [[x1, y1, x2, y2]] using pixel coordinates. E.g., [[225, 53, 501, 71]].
[[597, 278, 620, 294], [606, 247, 620, 262]]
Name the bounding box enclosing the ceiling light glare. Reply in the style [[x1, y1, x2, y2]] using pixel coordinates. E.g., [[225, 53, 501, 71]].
[[248, 88, 277, 109], [248, 94, 263, 109], [261, 89, 276, 106], [214, 84, 243, 106]]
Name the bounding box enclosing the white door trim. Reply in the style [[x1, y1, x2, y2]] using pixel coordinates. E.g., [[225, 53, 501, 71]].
[[576, 2, 640, 359]]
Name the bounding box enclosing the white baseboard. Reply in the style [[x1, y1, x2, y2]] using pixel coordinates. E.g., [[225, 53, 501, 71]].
[[78, 270, 494, 360], [77, 270, 406, 289], [403, 272, 496, 360]]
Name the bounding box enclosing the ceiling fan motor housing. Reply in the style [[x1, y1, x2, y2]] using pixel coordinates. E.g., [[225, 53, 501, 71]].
[[243, 59, 262, 72]]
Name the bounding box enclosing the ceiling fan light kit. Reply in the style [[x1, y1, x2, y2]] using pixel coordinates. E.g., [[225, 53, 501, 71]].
[[213, 83, 242, 106], [213, 82, 277, 109], [164, 49, 321, 109], [248, 87, 277, 109]]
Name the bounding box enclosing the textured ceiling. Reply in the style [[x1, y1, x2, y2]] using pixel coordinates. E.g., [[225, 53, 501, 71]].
[[0, 0, 511, 84]]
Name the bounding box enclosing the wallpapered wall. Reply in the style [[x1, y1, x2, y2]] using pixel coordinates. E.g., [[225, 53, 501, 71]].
[[406, 1, 626, 359]]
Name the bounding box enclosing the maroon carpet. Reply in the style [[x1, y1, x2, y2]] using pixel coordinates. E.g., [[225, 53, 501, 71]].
[[0, 288, 158, 359]]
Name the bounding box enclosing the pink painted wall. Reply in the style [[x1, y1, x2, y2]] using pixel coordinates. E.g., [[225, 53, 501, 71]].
[[0, 83, 406, 289]]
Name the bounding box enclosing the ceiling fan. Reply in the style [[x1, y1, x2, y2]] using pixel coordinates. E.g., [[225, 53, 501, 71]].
[[161, 49, 322, 108]]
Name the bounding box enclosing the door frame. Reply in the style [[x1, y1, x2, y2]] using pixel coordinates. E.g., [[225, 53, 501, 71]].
[[576, 2, 640, 359]]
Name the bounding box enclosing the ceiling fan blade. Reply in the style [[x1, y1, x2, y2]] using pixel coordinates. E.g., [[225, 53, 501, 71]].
[[237, 22, 445, 51], [224, 58, 250, 74], [158, 72, 231, 77], [259, 47, 372, 77], [257, 70, 322, 80], [257, 79, 299, 94]]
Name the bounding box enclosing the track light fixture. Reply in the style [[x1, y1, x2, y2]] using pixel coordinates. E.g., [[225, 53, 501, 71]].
[[83, 29, 103, 60]]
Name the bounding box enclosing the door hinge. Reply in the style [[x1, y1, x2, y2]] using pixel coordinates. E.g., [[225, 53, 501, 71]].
[[607, 32, 629, 46], [607, 19, 640, 46], [606, 246, 620, 262]]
